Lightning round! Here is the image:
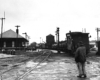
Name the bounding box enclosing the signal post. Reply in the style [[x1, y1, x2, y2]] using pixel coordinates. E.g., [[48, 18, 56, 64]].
[[56, 27, 60, 53]]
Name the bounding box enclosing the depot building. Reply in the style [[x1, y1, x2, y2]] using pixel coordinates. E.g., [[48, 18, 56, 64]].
[[0, 29, 28, 49]]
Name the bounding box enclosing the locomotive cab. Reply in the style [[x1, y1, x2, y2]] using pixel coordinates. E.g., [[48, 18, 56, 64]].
[[66, 32, 89, 55]]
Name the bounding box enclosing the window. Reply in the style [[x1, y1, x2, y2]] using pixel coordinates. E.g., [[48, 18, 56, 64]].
[[4, 42, 6, 47], [12, 41, 15, 47]]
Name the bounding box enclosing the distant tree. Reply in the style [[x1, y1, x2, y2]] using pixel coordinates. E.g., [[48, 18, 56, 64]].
[[29, 42, 37, 47]]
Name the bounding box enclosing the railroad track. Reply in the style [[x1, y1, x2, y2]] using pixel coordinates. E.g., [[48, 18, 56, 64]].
[[15, 50, 51, 80], [0, 50, 49, 79]]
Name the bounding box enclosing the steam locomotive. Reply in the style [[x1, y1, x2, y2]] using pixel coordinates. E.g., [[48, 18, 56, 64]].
[[52, 32, 89, 55]]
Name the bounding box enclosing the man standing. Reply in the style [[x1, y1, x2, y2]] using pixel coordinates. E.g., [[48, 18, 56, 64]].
[[75, 41, 87, 78], [66, 35, 73, 55]]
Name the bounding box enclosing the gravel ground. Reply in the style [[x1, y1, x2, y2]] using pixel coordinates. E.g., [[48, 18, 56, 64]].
[[0, 50, 100, 80]]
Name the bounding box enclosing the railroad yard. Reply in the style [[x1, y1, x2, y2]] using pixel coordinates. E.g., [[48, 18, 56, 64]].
[[0, 49, 100, 80]]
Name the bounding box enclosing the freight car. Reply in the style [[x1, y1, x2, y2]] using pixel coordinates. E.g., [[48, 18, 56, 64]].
[[52, 32, 89, 55]]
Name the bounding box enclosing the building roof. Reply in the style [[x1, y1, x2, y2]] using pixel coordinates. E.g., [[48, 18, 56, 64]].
[[0, 29, 25, 38], [46, 34, 54, 37], [66, 32, 89, 36]]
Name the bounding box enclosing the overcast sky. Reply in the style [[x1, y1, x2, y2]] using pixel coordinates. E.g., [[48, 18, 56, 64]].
[[0, 0, 100, 43]]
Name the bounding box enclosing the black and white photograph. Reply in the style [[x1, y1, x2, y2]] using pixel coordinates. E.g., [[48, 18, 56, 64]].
[[0, 0, 100, 80]]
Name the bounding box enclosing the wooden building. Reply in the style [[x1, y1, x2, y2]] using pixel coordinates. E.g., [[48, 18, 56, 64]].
[[0, 29, 28, 49]]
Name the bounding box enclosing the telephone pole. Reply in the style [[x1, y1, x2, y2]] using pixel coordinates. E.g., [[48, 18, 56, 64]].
[[96, 28, 100, 41], [55, 31, 58, 43], [0, 18, 5, 38], [15, 25, 20, 35], [0, 12, 5, 39], [56, 27, 60, 53], [15, 25, 20, 48], [23, 32, 27, 39], [0, 17, 5, 50], [22, 32, 30, 47], [22, 32, 28, 50]]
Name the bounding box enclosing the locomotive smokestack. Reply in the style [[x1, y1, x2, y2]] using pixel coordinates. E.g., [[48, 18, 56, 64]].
[[69, 30, 71, 33]]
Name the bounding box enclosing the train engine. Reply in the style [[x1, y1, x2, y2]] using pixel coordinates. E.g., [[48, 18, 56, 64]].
[[66, 32, 89, 55], [52, 32, 89, 55]]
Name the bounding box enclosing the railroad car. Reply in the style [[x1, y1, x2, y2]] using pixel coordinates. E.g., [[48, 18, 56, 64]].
[[52, 32, 89, 55]]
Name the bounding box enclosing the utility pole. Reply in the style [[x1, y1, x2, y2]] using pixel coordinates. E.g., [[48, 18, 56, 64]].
[[84, 28, 86, 33], [0, 17, 5, 50], [22, 32, 28, 50], [55, 31, 57, 43], [15, 25, 20, 49], [15, 25, 20, 36], [22, 32, 30, 47], [0, 18, 5, 38], [40, 37, 42, 49], [56, 27, 60, 53], [23, 32, 27, 39], [96, 28, 100, 41]]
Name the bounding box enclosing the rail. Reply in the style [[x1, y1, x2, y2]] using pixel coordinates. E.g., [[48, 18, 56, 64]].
[[0, 50, 48, 80], [16, 50, 51, 80]]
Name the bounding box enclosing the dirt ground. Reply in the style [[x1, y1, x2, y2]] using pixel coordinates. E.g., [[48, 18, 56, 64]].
[[0, 50, 100, 80]]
